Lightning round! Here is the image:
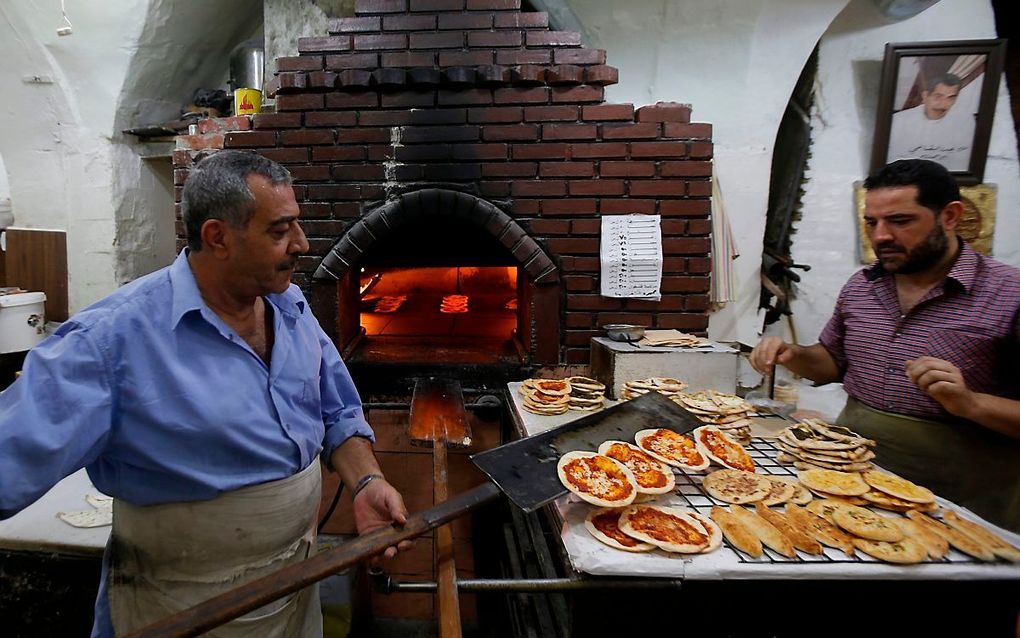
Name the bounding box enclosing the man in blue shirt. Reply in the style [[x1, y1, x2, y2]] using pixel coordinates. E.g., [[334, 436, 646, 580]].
[[0, 151, 410, 636]]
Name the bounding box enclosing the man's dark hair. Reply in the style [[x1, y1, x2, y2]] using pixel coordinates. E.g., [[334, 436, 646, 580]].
[[181, 150, 292, 251], [926, 72, 962, 92], [863, 159, 961, 214]]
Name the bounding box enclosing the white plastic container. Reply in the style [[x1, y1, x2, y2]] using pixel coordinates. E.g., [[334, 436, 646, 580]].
[[0, 291, 47, 353]]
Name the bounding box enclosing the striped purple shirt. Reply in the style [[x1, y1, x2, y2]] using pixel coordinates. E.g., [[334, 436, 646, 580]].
[[819, 242, 1020, 419]]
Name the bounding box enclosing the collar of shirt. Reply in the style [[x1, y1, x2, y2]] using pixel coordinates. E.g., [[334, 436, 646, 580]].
[[168, 249, 306, 331], [863, 238, 979, 294]]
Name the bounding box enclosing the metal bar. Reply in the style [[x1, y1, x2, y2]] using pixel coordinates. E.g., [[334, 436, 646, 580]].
[[381, 577, 684, 593], [123, 482, 502, 638], [433, 427, 463, 638]]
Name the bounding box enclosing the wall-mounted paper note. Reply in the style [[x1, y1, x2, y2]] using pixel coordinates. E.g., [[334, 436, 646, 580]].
[[600, 215, 662, 299]]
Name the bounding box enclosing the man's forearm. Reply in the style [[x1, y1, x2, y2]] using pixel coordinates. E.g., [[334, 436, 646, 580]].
[[962, 394, 1020, 441], [783, 343, 841, 385], [330, 436, 384, 490]]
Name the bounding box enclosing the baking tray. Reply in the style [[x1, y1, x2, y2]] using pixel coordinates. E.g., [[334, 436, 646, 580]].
[[472, 391, 701, 512]]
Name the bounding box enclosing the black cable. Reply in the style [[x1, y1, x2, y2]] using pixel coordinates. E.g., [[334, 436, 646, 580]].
[[317, 480, 344, 533]]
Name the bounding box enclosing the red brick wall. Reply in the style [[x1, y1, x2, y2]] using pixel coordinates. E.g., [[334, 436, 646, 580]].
[[174, 0, 713, 366]]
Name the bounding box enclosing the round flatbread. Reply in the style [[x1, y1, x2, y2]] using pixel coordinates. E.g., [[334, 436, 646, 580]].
[[831, 505, 905, 542], [618, 505, 711, 553], [862, 470, 935, 504], [598, 440, 675, 495], [861, 489, 937, 513], [771, 475, 813, 505], [635, 428, 710, 471], [533, 379, 571, 396], [760, 477, 797, 507], [693, 426, 755, 472], [584, 508, 655, 552], [797, 469, 870, 497], [687, 510, 723, 553], [710, 505, 763, 558], [806, 498, 848, 524], [702, 469, 772, 505], [557, 452, 637, 508], [852, 537, 927, 564]]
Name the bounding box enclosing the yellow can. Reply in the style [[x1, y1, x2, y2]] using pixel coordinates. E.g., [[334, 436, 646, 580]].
[[234, 88, 262, 115]]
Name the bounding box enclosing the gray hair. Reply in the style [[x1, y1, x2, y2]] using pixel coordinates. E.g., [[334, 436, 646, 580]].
[[181, 150, 292, 251]]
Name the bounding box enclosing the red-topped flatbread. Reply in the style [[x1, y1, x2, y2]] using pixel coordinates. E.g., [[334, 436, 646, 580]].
[[618, 505, 713, 553], [584, 508, 655, 552], [693, 425, 755, 472], [598, 440, 676, 495], [557, 451, 637, 507], [635, 428, 710, 471]]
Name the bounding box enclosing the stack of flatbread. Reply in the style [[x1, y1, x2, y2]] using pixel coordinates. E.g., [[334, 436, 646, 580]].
[[565, 375, 606, 411], [638, 329, 711, 348], [775, 418, 876, 471], [519, 378, 572, 416], [675, 391, 754, 444], [700, 469, 812, 508], [621, 377, 688, 401], [440, 294, 468, 313], [372, 295, 406, 313], [798, 468, 939, 515]]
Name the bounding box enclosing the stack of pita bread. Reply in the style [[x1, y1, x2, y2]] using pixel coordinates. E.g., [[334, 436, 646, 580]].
[[775, 418, 876, 471], [637, 329, 711, 348], [440, 294, 469, 313], [565, 376, 606, 411], [519, 378, 572, 415], [674, 391, 754, 444], [620, 377, 688, 401], [372, 295, 406, 313]]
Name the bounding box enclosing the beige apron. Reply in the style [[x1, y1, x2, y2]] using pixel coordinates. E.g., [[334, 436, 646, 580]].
[[839, 397, 1020, 534], [108, 461, 323, 637]]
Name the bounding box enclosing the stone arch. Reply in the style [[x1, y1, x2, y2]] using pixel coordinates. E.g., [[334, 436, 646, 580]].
[[313, 188, 558, 285]]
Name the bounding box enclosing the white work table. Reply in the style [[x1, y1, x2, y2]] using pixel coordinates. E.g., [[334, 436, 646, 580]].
[[506, 382, 1020, 581], [0, 469, 109, 556]]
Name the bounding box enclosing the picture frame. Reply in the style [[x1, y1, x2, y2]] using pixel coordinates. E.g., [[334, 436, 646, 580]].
[[870, 39, 1006, 185]]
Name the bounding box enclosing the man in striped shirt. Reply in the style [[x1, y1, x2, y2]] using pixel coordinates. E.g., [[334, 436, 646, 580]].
[[751, 159, 1020, 532]]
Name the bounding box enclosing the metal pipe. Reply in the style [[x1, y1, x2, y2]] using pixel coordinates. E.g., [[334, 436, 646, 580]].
[[369, 569, 681, 593]]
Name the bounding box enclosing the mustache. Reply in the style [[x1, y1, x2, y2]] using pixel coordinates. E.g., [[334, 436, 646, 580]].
[[277, 259, 298, 272]]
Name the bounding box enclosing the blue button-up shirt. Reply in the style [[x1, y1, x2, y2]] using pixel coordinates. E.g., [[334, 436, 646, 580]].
[[0, 250, 373, 636]]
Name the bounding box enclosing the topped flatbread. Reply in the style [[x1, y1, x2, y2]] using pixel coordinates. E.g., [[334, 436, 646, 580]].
[[532, 379, 571, 396], [862, 470, 935, 504], [618, 505, 712, 553], [760, 476, 797, 507], [852, 537, 927, 564], [584, 507, 655, 552], [693, 426, 755, 472], [635, 428, 710, 471], [598, 440, 676, 495], [770, 475, 813, 505], [557, 451, 637, 508], [797, 469, 870, 497], [831, 505, 905, 542], [687, 510, 724, 553], [702, 469, 772, 504]]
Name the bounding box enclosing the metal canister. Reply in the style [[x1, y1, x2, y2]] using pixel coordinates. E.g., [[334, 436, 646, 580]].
[[229, 42, 264, 93]]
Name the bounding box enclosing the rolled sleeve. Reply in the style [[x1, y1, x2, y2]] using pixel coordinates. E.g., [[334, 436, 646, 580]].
[[316, 330, 374, 470]]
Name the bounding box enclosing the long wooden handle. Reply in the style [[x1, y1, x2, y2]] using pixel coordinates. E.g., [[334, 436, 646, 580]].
[[124, 482, 502, 638]]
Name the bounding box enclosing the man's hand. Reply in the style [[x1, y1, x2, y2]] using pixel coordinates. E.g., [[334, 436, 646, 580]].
[[905, 356, 973, 418], [749, 336, 796, 374], [352, 478, 413, 560]]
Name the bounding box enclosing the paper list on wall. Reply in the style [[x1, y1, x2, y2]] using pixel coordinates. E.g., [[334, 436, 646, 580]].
[[600, 214, 662, 300]]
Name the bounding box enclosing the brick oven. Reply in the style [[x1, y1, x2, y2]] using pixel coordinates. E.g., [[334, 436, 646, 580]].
[[174, 0, 713, 375]]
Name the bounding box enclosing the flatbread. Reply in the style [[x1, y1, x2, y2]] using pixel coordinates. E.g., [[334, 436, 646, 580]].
[[760, 477, 797, 507], [584, 508, 655, 552], [635, 428, 710, 471], [906, 511, 997, 562], [770, 475, 813, 505], [754, 502, 823, 555], [784, 504, 855, 556], [861, 489, 938, 513], [693, 426, 755, 472], [618, 505, 712, 553], [532, 379, 571, 396], [729, 504, 796, 558], [797, 469, 870, 497], [891, 517, 949, 560], [710, 505, 763, 558], [831, 505, 905, 542], [557, 452, 637, 508], [687, 510, 723, 553], [598, 440, 676, 495], [942, 510, 1020, 562], [702, 469, 772, 505], [862, 470, 935, 504], [806, 498, 852, 524], [852, 537, 927, 564]]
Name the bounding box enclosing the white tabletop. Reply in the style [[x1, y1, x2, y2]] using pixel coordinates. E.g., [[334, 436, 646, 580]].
[[0, 469, 110, 556], [507, 384, 1020, 581]]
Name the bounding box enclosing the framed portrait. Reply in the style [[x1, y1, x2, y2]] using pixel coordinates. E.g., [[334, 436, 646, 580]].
[[870, 39, 1006, 185]]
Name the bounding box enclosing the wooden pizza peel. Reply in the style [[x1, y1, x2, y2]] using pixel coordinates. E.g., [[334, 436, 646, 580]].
[[125, 391, 701, 638]]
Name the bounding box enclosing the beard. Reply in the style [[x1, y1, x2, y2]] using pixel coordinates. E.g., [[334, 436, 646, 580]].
[[875, 224, 950, 275]]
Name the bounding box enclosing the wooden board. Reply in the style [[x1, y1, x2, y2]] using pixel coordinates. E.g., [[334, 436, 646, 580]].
[[4, 228, 68, 322]]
